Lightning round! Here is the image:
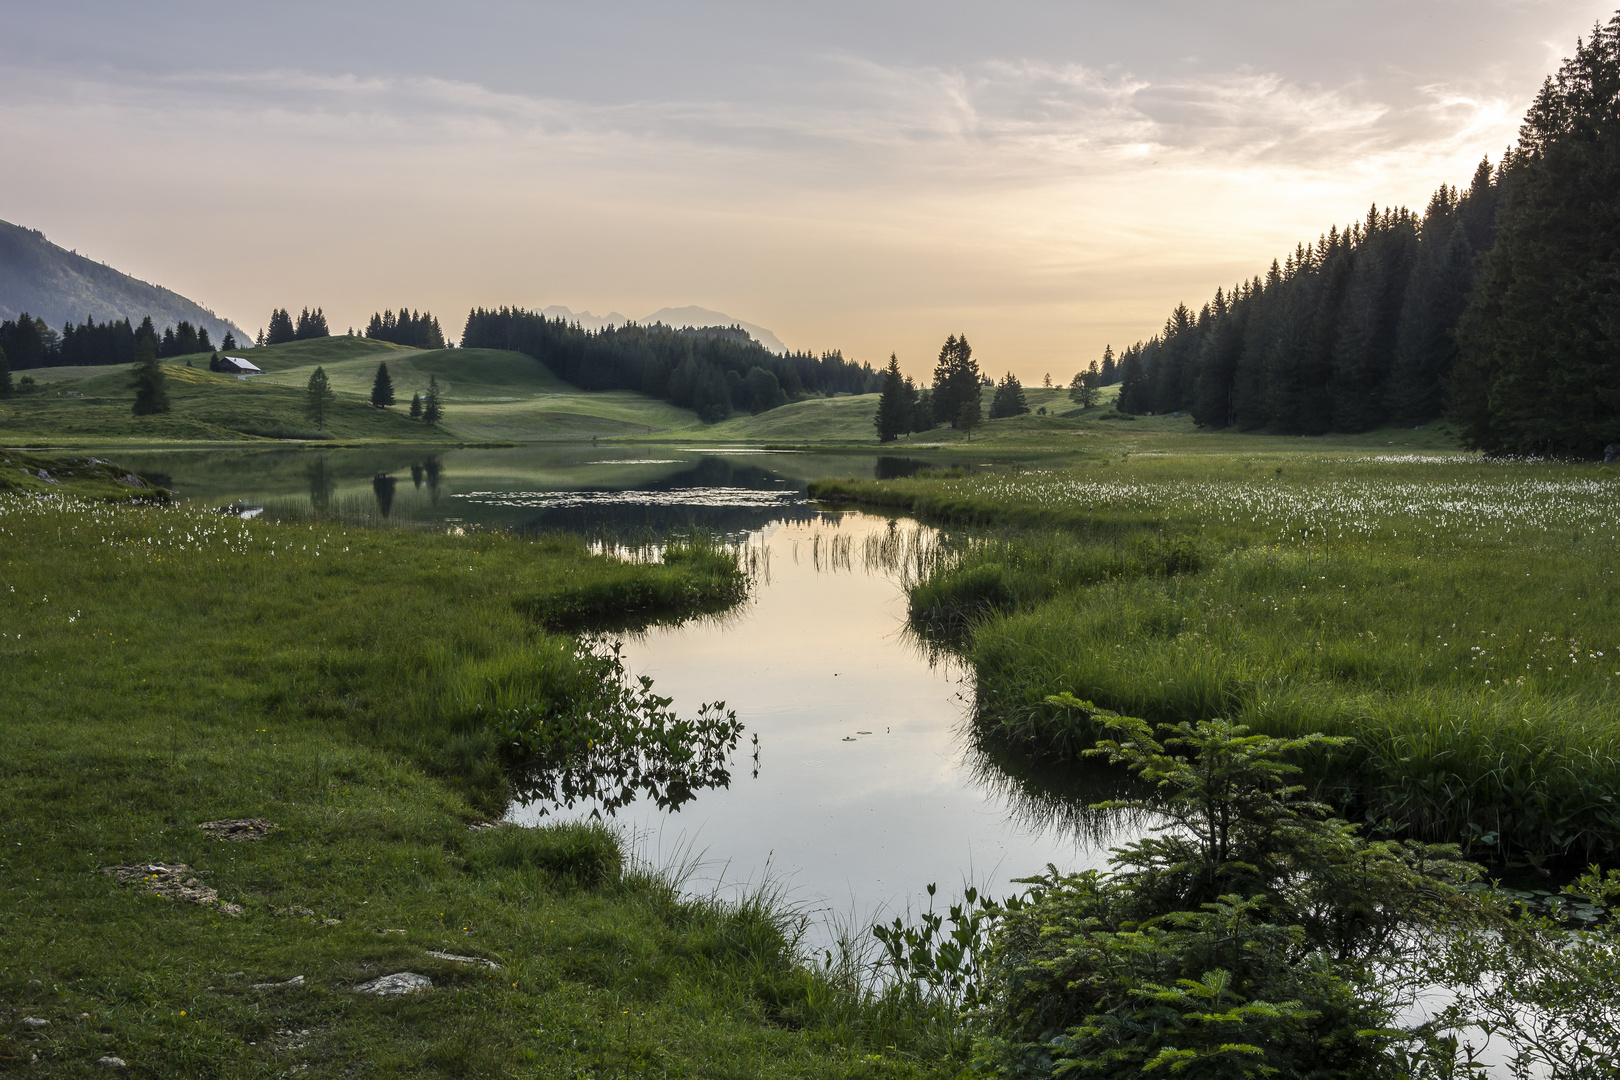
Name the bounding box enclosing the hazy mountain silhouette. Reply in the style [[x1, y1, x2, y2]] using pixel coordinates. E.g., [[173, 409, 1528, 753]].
[[0, 218, 246, 342], [539, 304, 788, 354]]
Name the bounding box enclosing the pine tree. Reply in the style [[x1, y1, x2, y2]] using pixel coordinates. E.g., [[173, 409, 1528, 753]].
[[304, 366, 335, 430], [422, 375, 443, 426], [989, 372, 1030, 418], [1454, 15, 1620, 455], [931, 335, 981, 429], [266, 309, 296, 345], [130, 338, 170, 415], [370, 361, 396, 409], [221, 331, 237, 351], [874, 354, 907, 442], [1099, 345, 1117, 385], [0, 342, 11, 399], [410, 392, 423, 419]]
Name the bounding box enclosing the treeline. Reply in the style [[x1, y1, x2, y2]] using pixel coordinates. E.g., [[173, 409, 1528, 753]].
[[261, 307, 329, 346], [461, 308, 879, 422], [1112, 164, 1500, 433], [0, 313, 239, 368], [366, 309, 445, 350], [1109, 13, 1620, 455]]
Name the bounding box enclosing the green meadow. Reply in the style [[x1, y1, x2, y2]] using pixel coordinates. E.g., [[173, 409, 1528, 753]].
[[811, 448, 1620, 866], [2, 338, 705, 446], [0, 462, 956, 1078]]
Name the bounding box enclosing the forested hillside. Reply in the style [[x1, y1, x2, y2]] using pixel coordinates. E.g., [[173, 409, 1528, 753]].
[[461, 307, 878, 422], [1113, 163, 1501, 435], [1111, 12, 1620, 456], [0, 218, 245, 346]]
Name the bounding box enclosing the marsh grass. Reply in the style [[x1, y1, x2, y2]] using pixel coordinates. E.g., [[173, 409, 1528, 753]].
[[0, 486, 960, 1077], [815, 454, 1620, 866]]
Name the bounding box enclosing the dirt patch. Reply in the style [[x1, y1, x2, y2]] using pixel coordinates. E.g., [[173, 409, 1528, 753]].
[[100, 863, 242, 915], [198, 818, 279, 842]]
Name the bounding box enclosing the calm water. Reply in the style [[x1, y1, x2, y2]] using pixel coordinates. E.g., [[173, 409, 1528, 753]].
[[128, 445, 1138, 931]]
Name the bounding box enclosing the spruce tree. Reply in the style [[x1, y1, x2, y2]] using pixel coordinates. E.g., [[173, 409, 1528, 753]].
[[1099, 344, 1117, 384], [1454, 15, 1620, 455], [410, 392, 423, 419], [989, 372, 1030, 418], [304, 366, 335, 430], [130, 338, 170, 415], [874, 354, 907, 442], [370, 361, 396, 408], [0, 342, 11, 399], [422, 375, 443, 426], [221, 331, 237, 351], [266, 309, 296, 345], [930, 335, 981, 429]]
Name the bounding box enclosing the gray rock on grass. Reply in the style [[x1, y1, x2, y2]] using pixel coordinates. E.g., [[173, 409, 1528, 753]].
[[355, 972, 432, 995]]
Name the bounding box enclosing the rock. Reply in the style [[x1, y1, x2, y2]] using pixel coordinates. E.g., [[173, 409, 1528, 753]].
[[355, 972, 432, 996], [101, 864, 219, 906], [96, 1057, 128, 1069], [198, 818, 279, 842], [1605, 443, 1620, 464], [377, 928, 406, 935], [27, 979, 41, 987], [427, 950, 502, 970], [273, 905, 317, 919], [19, 1017, 49, 1029], [249, 975, 305, 990], [321, 918, 341, 926], [219, 902, 245, 917]]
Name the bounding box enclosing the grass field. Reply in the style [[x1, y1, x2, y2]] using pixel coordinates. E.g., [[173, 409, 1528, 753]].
[[0, 461, 957, 1078], [3, 339, 705, 445], [810, 448, 1620, 867]]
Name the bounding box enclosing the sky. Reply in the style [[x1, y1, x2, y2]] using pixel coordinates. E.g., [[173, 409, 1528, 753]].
[[2, 1, 1613, 381]]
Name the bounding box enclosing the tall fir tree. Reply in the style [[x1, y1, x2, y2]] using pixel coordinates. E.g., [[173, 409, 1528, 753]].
[[421, 375, 443, 426], [130, 338, 170, 415], [989, 371, 1029, 418], [0, 342, 11, 399], [410, 392, 423, 419], [266, 309, 296, 345], [1453, 15, 1620, 456], [874, 354, 908, 442], [304, 366, 335, 429], [370, 361, 396, 409], [930, 335, 981, 429]]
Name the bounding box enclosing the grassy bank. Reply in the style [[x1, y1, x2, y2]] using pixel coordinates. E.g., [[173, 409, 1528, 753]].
[[811, 450, 1620, 865], [0, 472, 957, 1076]]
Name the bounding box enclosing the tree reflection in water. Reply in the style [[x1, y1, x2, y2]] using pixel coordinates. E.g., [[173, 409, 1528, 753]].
[[479, 640, 747, 818]]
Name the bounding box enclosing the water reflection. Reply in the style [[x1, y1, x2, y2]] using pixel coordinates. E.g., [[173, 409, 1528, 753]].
[[371, 472, 397, 517]]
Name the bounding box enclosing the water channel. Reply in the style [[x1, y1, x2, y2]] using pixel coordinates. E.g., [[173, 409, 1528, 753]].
[[119, 444, 1140, 937]]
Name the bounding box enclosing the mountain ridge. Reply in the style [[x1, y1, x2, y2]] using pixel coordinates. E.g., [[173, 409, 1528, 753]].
[[0, 218, 247, 344]]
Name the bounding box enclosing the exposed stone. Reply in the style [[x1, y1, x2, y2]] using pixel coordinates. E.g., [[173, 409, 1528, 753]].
[[427, 950, 502, 970], [101, 864, 219, 906], [249, 976, 305, 991], [19, 1017, 49, 1029], [1605, 442, 1620, 464], [273, 905, 317, 919], [198, 818, 279, 842], [354, 972, 432, 996], [96, 1057, 128, 1069]]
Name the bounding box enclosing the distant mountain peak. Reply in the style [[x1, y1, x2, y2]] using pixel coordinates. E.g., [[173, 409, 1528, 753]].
[[0, 219, 246, 343], [537, 303, 789, 355]]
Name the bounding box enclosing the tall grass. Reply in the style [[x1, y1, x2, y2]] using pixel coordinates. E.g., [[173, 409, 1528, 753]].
[[0, 486, 962, 1077], [820, 455, 1620, 865]]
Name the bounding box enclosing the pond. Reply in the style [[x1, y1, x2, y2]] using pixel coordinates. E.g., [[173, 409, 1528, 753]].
[[124, 444, 1141, 934]]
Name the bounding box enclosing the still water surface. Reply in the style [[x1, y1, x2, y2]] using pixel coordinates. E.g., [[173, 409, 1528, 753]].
[[128, 445, 1137, 930]]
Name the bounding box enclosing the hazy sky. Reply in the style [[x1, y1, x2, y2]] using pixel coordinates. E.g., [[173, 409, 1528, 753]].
[[2, 1, 1611, 379]]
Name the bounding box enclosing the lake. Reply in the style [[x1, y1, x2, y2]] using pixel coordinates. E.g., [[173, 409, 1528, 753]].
[[122, 444, 1142, 937]]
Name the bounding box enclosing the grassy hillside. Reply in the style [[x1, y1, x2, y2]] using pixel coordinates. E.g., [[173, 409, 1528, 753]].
[[0, 470, 954, 1076], [0, 359, 453, 445], [3, 339, 705, 445]]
